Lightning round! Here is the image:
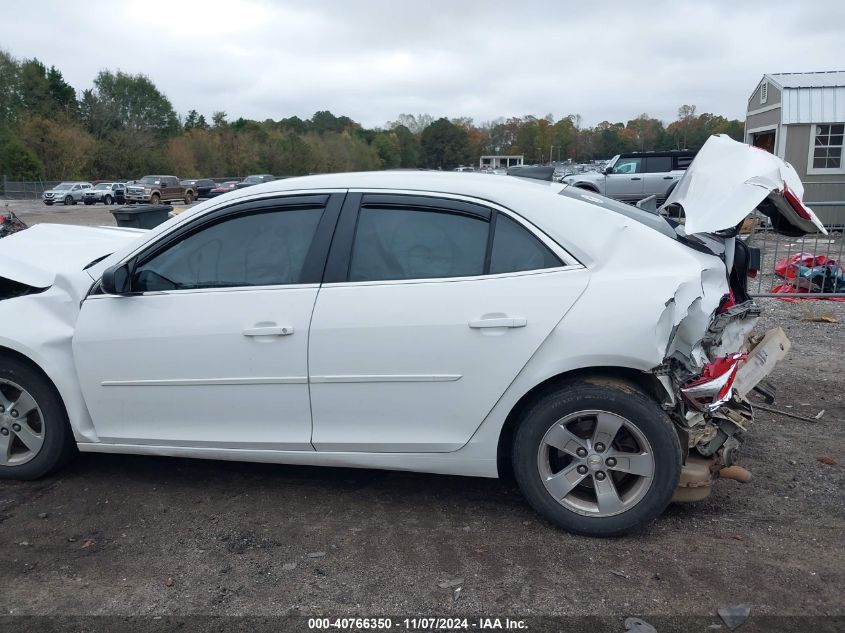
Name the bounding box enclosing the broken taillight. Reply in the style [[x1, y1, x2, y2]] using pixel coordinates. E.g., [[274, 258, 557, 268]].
[[681, 353, 746, 412], [783, 184, 814, 222]]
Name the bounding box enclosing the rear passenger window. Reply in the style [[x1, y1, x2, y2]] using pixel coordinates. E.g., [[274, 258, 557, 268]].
[[644, 156, 672, 173], [349, 207, 488, 282], [490, 215, 562, 274]]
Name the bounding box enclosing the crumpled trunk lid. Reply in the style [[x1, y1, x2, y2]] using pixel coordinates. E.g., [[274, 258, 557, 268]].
[[662, 134, 827, 236]]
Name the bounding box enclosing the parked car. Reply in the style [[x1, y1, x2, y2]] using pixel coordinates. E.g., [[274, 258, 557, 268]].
[[208, 181, 239, 197], [235, 174, 275, 189], [0, 135, 825, 536], [562, 150, 696, 204], [41, 182, 92, 206], [180, 179, 218, 199], [125, 176, 196, 205], [83, 183, 126, 206]]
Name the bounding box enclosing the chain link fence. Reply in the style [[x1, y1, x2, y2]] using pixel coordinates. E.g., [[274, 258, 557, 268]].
[[745, 218, 845, 298]]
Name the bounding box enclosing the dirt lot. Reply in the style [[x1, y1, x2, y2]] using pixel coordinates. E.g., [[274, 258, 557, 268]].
[[0, 201, 843, 630]]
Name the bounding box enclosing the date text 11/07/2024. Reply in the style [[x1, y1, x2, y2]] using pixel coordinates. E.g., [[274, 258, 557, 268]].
[[307, 617, 528, 630]]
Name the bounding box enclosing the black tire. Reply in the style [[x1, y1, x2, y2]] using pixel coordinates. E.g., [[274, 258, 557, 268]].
[[184, 191, 194, 204], [512, 377, 681, 537], [63, 195, 72, 205], [104, 195, 113, 205], [150, 193, 161, 205], [43, 202, 53, 206], [0, 357, 75, 480]]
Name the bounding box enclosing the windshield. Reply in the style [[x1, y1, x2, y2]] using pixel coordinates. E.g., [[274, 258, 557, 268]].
[[54, 184, 72, 190], [94, 184, 110, 190], [243, 176, 261, 183], [140, 176, 162, 185]]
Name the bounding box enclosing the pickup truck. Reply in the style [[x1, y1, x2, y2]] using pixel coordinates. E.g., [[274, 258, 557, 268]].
[[125, 175, 196, 205]]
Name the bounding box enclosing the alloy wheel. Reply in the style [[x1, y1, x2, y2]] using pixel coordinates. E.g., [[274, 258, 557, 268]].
[[0, 379, 45, 467], [536, 410, 655, 517]]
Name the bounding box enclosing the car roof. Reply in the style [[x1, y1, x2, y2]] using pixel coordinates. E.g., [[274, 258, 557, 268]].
[[618, 150, 696, 159]]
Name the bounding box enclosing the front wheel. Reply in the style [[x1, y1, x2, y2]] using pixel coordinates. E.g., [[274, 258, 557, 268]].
[[0, 357, 75, 480], [512, 377, 681, 536], [150, 193, 161, 205], [184, 191, 194, 204], [104, 195, 113, 205], [63, 195, 72, 205]]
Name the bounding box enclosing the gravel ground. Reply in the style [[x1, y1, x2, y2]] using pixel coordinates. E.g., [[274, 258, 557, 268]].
[[0, 201, 843, 628]]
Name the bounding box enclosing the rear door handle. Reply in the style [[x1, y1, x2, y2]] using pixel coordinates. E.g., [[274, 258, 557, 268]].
[[663, 176, 674, 180], [469, 317, 527, 329], [242, 325, 294, 337], [630, 177, 642, 181]]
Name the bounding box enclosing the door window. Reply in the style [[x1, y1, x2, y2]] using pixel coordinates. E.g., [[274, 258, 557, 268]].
[[610, 158, 642, 174], [348, 207, 488, 282], [490, 215, 562, 274], [643, 156, 672, 173], [132, 208, 323, 292]]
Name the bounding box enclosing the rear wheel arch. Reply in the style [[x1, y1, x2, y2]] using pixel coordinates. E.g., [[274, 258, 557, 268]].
[[496, 366, 669, 479]]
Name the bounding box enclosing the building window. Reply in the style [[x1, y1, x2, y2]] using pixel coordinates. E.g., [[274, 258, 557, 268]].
[[812, 124, 844, 170], [760, 82, 768, 104]]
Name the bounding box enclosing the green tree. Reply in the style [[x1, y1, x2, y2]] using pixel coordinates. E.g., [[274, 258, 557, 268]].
[[0, 134, 45, 180], [420, 118, 470, 169]]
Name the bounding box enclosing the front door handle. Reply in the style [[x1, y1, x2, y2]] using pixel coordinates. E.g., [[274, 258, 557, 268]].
[[630, 177, 642, 180], [242, 325, 294, 337], [663, 176, 674, 180], [469, 317, 527, 329]]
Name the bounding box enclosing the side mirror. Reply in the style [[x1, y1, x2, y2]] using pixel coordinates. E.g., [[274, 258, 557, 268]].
[[101, 263, 131, 295], [604, 166, 613, 175]]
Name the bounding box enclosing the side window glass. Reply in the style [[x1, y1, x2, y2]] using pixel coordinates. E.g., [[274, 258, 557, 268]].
[[132, 208, 323, 292], [349, 207, 488, 282], [611, 158, 642, 174], [644, 156, 672, 173], [490, 214, 562, 274]]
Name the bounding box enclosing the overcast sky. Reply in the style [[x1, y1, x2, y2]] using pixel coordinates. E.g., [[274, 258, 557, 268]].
[[1, 0, 842, 128]]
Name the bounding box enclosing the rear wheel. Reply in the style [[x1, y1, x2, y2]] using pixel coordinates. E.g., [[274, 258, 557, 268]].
[[512, 377, 681, 536], [0, 358, 75, 480]]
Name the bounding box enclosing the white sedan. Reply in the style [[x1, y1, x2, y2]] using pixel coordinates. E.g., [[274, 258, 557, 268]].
[[0, 135, 825, 535]]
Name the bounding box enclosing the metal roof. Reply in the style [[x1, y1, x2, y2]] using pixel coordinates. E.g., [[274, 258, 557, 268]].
[[766, 71, 845, 89]]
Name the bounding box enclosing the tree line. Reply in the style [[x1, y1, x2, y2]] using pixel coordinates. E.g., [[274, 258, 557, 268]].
[[0, 49, 745, 182]]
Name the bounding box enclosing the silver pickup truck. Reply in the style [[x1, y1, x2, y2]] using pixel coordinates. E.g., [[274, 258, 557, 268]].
[[562, 150, 695, 204]]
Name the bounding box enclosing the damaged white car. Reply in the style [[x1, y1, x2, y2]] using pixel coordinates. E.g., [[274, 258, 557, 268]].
[[0, 135, 825, 536]]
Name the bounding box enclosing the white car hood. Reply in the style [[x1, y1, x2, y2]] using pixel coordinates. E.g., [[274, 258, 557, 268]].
[[662, 134, 827, 236], [0, 224, 145, 288]]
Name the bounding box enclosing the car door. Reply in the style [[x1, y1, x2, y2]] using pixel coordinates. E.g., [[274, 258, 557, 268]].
[[641, 156, 677, 199], [308, 193, 589, 452], [604, 157, 644, 201], [72, 193, 342, 449]]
